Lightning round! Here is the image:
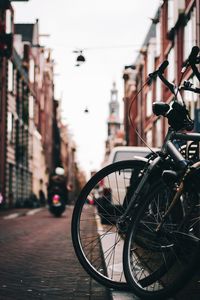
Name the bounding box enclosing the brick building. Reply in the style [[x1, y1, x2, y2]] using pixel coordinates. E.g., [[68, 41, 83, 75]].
[[0, 1, 56, 207], [123, 0, 200, 147], [0, 1, 83, 208], [0, 0, 14, 206]]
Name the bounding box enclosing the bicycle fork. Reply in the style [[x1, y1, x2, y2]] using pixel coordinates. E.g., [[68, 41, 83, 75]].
[[118, 156, 162, 227]]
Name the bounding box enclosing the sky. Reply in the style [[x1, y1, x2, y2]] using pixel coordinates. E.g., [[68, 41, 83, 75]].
[[12, 0, 161, 175]]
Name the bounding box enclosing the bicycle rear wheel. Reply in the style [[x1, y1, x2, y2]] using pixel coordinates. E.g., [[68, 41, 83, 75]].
[[71, 159, 146, 290], [123, 179, 200, 299]]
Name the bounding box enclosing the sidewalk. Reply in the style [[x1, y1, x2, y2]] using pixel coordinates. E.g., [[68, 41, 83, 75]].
[[97, 214, 200, 300], [0, 207, 43, 219]]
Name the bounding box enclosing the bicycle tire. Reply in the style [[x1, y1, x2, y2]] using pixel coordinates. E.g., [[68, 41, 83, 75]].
[[123, 179, 200, 299], [71, 159, 147, 290]]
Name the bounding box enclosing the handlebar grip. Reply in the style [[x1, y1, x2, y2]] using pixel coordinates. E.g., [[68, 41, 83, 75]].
[[188, 46, 200, 81], [158, 60, 169, 74], [188, 46, 200, 64]]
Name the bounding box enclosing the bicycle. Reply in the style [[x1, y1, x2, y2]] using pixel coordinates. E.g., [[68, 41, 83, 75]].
[[71, 46, 200, 293], [122, 46, 200, 299]]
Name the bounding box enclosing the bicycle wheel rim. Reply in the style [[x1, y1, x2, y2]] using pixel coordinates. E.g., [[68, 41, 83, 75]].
[[71, 159, 146, 290], [123, 180, 200, 299]]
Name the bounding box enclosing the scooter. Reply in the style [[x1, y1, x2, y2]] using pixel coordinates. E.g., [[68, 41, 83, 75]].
[[48, 190, 66, 217], [48, 167, 68, 217]]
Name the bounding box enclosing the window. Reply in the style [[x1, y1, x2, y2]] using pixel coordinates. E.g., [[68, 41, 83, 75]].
[[167, 47, 175, 82], [29, 59, 35, 83], [29, 95, 34, 119], [146, 130, 153, 146], [156, 78, 162, 101], [184, 76, 199, 120], [156, 22, 161, 57], [167, 0, 174, 31], [155, 118, 162, 147], [5, 9, 12, 34], [147, 39, 156, 75], [146, 90, 152, 117], [8, 60, 14, 93], [111, 92, 117, 101], [8, 112, 14, 143], [184, 8, 196, 61], [34, 102, 39, 126]]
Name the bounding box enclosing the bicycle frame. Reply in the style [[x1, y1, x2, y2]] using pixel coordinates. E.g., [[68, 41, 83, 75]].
[[121, 48, 200, 223], [120, 128, 200, 221]]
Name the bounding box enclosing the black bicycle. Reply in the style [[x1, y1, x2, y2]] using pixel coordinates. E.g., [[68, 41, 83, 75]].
[[71, 46, 200, 294], [122, 46, 200, 299]]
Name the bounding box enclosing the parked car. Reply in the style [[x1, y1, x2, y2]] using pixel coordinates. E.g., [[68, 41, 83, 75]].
[[106, 146, 160, 165], [96, 146, 160, 223]]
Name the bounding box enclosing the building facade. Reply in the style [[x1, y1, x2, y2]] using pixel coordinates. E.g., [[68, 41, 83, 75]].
[[0, 1, 72, 208], [123, 0, 200, 148]]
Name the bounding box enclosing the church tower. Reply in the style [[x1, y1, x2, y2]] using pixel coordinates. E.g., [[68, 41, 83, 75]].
[[107, 82, 121, 137]]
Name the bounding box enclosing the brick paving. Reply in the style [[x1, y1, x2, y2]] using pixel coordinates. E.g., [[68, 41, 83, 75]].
[[0, 206, 111, 300], [0, 206, 200, 300]]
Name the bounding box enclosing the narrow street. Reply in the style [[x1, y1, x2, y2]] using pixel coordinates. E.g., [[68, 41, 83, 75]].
[[0, 205, 200, 300], [0, 206, 110, 300]]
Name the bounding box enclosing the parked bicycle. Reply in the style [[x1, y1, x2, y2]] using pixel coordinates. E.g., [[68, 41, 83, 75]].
[[122, 46, 200, 299], [71, 46, 200, 298]]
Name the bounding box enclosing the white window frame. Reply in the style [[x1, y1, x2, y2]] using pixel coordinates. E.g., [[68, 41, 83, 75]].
[[156, 78, 162, 101], [184, 76, 199, 120], [8, 112, 14, 143], [8, 60, 14, 93], [5, 9, 12, 34], [167, 0, 175, 31], [183, 7, 197, 61], [155, 118, 162, 147], [29, 95, 34, 119], [156, 22, 161, 57], [146, 90, 152, 117], [167, 47, 175, 82], [29, 59, 35, 83], [147, 39, 156, 75], [146, 130, 153, 146]]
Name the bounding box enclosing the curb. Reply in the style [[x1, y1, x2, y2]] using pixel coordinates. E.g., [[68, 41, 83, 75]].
[[111, 290, 138, 300], [95, 213, 137, 300], [2, 207, 44, 220]]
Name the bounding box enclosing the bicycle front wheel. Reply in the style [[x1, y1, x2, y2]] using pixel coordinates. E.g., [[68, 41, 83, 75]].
[[71, 159, 146, 290], [123, 179, 200, 299]]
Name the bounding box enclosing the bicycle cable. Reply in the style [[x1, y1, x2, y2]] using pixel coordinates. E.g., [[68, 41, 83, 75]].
[[128, 47, 199, 156], [128, 77, 159, 156]]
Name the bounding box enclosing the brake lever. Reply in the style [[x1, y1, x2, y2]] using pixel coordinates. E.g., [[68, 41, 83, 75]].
[[180, 85, 200, 94]]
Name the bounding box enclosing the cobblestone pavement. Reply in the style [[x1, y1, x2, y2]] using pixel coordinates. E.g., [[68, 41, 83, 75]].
[[0, 206, 200, 300], [0, 206, 111, 300]]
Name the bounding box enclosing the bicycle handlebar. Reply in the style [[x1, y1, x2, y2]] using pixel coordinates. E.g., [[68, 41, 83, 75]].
[[158, 60, 169, 74], [180, 81, 200, 94], [188, 46, 200, 64], [187, 46, 200, 81], [147, 47, 200, 131], [148, 60, 175, 94]]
